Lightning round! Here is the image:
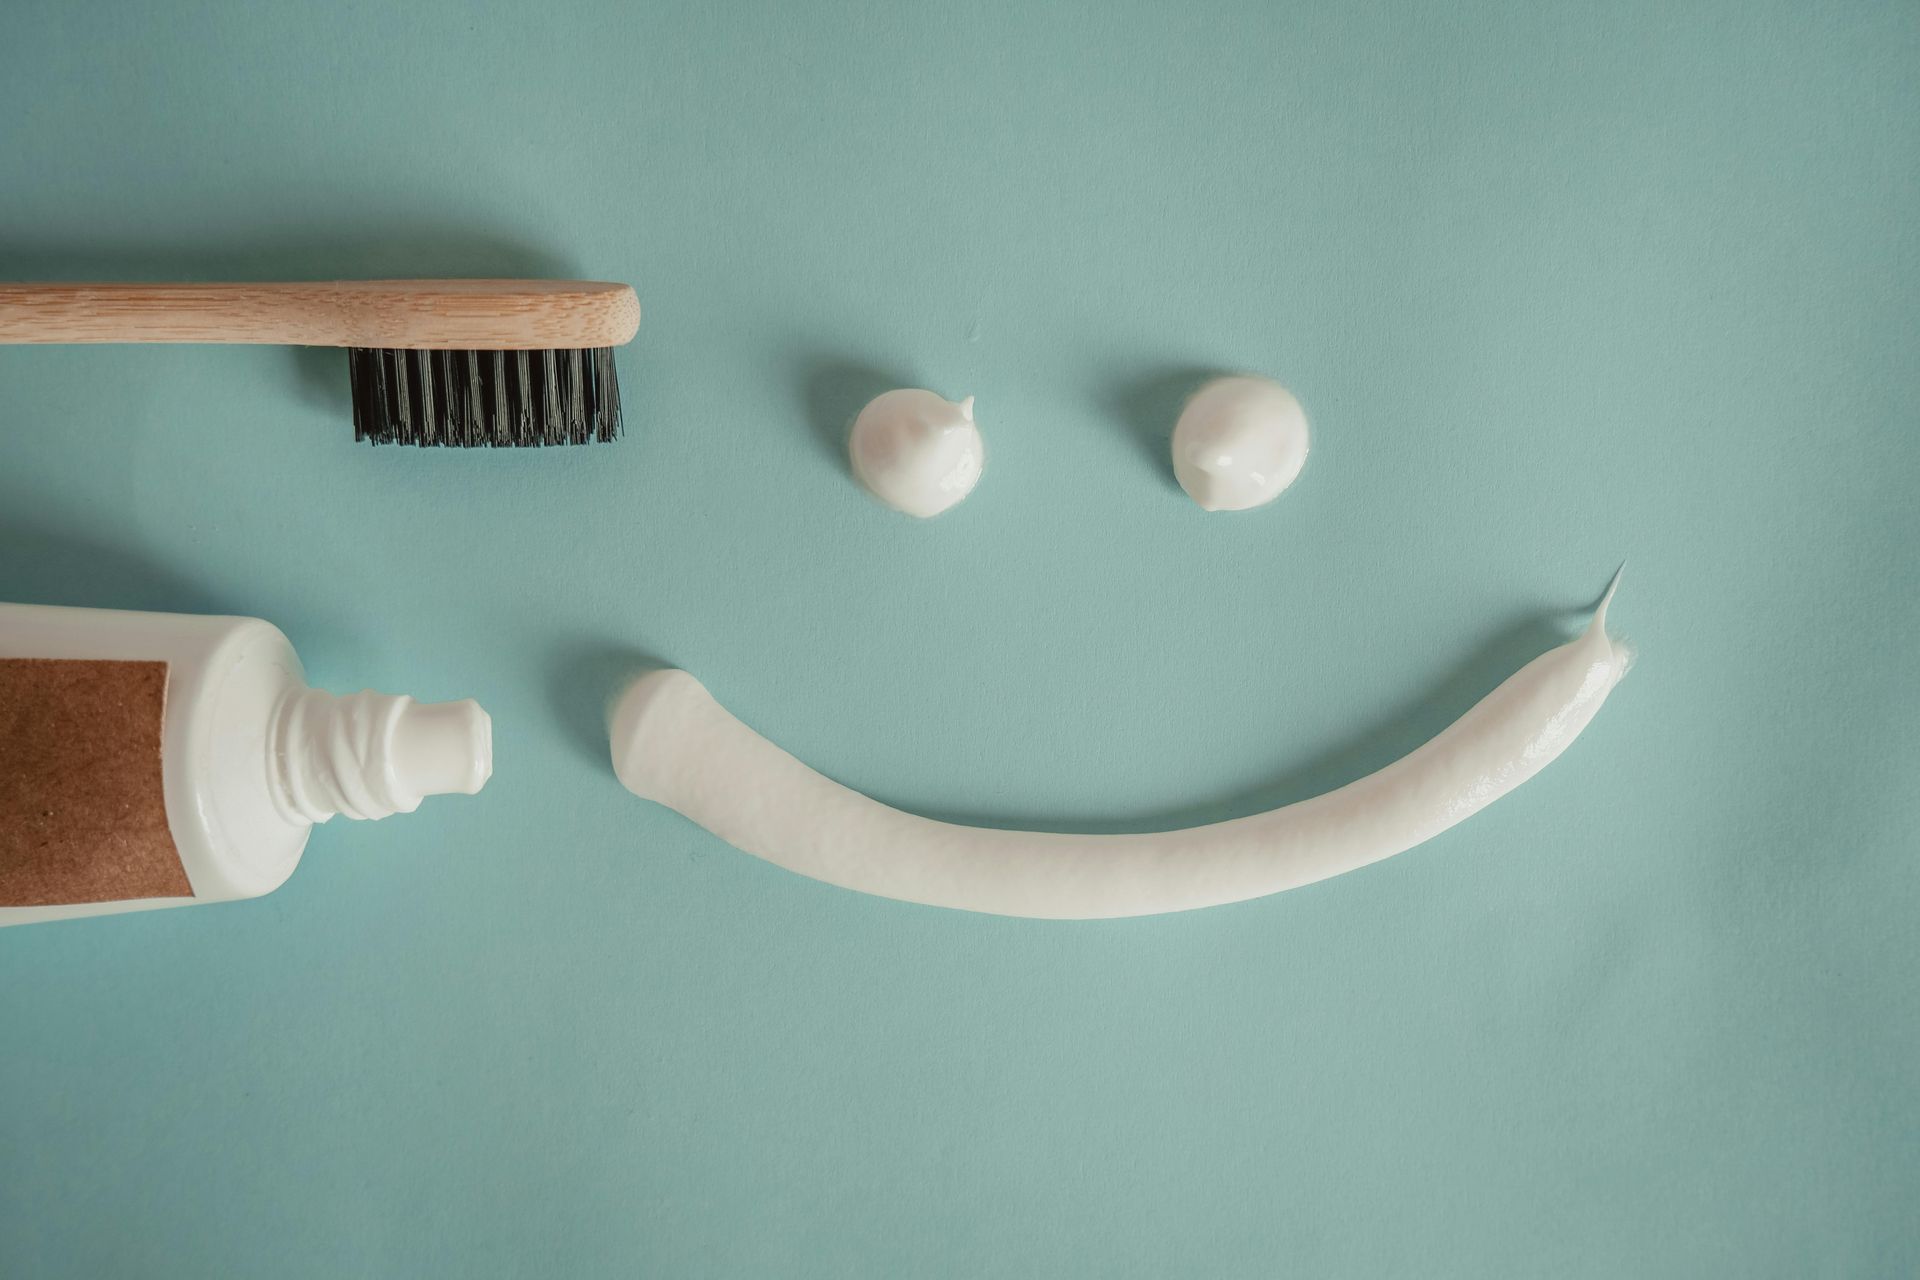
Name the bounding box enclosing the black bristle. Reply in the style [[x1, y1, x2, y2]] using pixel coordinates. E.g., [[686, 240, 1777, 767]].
[[348, 346, 625, 446]]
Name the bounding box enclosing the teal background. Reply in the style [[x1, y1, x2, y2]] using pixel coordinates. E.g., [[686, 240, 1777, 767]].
[[2, 0, 1916, 1274]]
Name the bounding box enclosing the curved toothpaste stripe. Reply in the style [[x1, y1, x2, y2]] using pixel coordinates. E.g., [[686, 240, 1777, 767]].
[[611, 578, 1631, 919]]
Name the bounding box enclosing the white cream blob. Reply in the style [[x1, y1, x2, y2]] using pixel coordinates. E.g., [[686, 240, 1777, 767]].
[[1172, 376, 1309, 512], [848, 389, 983, 517], [611, 575, 1632, 920]]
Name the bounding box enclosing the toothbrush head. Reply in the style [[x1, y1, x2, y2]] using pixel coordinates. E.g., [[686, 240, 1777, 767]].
[[347, 344, 626, 446], [341, 279, 639, 446]]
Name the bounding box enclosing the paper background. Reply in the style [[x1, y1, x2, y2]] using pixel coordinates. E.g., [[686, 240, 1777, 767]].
[[2, 0, 1916, 1273]]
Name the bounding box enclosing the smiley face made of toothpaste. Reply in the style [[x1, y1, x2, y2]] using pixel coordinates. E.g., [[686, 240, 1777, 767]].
[[607, 380, 1633, 920]]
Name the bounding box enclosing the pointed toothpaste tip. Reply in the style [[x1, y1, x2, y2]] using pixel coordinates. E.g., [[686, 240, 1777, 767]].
[[957, 395, 975, 421], [1598, 562, 1625, 621]]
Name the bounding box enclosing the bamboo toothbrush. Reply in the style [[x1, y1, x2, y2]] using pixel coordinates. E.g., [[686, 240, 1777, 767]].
[[0, 279, 641, 446]]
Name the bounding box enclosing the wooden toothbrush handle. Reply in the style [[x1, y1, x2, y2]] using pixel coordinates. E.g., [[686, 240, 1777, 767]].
[[0, 280, 640, 349]]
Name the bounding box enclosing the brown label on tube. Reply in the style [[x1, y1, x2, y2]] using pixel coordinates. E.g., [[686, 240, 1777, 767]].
[[0, 658, 192, 906]]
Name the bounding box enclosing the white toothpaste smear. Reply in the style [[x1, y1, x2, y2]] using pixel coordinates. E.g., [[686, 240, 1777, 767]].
[[1172, 376, 1309, 512], [848, 389, 984, 517], [612, 576, 1631, 919]]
